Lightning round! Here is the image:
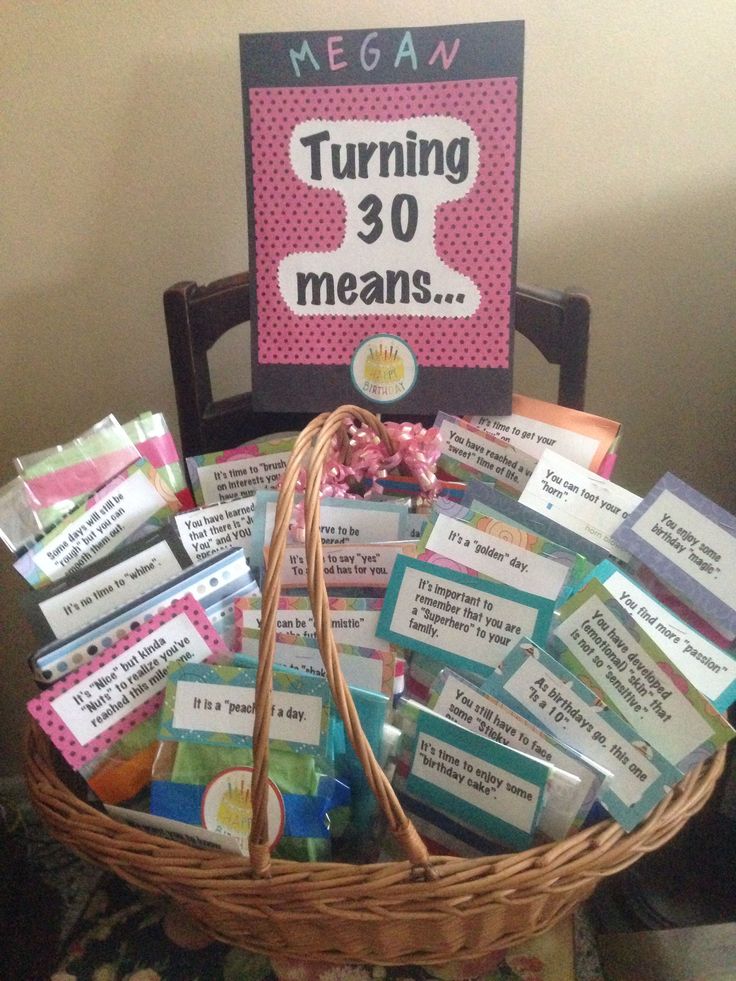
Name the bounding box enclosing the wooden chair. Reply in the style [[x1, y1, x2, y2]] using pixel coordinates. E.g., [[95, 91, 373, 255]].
[[163, 272, 590, 460]]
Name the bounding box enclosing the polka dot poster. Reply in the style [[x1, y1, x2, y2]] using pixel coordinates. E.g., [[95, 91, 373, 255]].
[[27, 596, 230, 770], [241, 22, 524, 413]]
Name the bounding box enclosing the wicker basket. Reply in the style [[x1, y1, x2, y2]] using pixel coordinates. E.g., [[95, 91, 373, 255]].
[[24, 405, 728, 967]]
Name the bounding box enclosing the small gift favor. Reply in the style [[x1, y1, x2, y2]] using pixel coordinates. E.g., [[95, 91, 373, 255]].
[[428, 668, 607, 840], [151, 661, 348, 861], [123, 411, 193, 509], [233, 647, 392, 860], [466, 393, 621, 476], [433, 412, 537, 496], [187, 433, 298, 506], [14, 414, 141, 532], [14, 458, 182, 589], [550, 578, 735, 773], [481, 639, 684, 832], [417, 498, 590, 606], [390, 698, 553, 854], [30, 547, 254, 685], [21, 526, 192, 645], [27, 596, 232, 804]]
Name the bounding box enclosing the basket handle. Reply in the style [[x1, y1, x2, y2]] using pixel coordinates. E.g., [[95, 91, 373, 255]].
[[248, 405, 433, 880]]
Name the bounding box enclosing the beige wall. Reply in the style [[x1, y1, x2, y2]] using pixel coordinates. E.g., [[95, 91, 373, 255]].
[[2, 1, 735, 775]]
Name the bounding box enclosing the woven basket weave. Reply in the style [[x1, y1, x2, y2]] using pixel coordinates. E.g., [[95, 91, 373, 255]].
[[24, 405, 727, 966]]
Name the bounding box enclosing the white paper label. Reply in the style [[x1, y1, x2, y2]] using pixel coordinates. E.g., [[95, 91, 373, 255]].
[[262, 499, 404, 549], [600, 569, 736, 705], [34, 469, 168, 580], [38, 540, 182, 638], [469, 412, 599, 467], [411, 733, 540, 832], [238, 605, 389, 652], [388, 564, 540, 669], [279, 543, 402, 588], [519, 450, 640, 561], [175, 497, 256, 562], [433, 677, 554, 761], [502, 657, 662, 807], [630, 489, 736, 607], [51, 613, 214, 745], [425, 512, 568, 600], [554, 594, 713, 765], [197, 452, 292, 505], [171, 680, 323, 748]]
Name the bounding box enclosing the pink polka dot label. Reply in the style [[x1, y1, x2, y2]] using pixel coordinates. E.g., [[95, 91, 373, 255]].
[[27, 595, 230, 770]]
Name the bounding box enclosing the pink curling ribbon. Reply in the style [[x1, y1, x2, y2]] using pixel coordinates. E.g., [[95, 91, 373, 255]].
[[382, 421, 443, 494], [283, 419, 443, 540]]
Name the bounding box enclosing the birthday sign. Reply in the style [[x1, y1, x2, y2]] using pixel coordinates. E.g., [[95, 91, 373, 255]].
[[240, 22, 524, 413]]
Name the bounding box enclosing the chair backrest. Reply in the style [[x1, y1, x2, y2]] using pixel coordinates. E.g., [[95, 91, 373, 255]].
[[164, 272, 589, 460]]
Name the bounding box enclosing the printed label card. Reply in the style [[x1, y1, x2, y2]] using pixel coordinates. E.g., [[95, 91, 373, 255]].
[[612, 472, 736, 640], [429, 669, 607, 839], [174, 496, 257, 564], [578, 560, 736, 713], [238, 628, 396, 697], [186, 434, 297, 506], [277, 540, 416, 591], [481, 640, 682, 831], [467, 394, 621, 474], [519, 450, 641, 561], [22, 527, 192, 644], [377, 554, 554, 677], [14, 459, 182, 588], [159, 661, 331, 758], [27, 596, 230, 770], [234, 595, 390, 653], [551, 579, 735, 771], [464, 478, 610, 567], [631, 563, 735, 651], [434, 413, 536, 495], [393, 698, 551, 851], [252, 490, 409, 573], [241, 21, 524, 414], [418, 499, 584, 603], [31, 549, 254, 686]]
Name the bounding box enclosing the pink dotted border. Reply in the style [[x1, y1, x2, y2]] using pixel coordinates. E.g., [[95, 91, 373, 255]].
[[27, 595, 229, 769], [250, 76, 518, 369]]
